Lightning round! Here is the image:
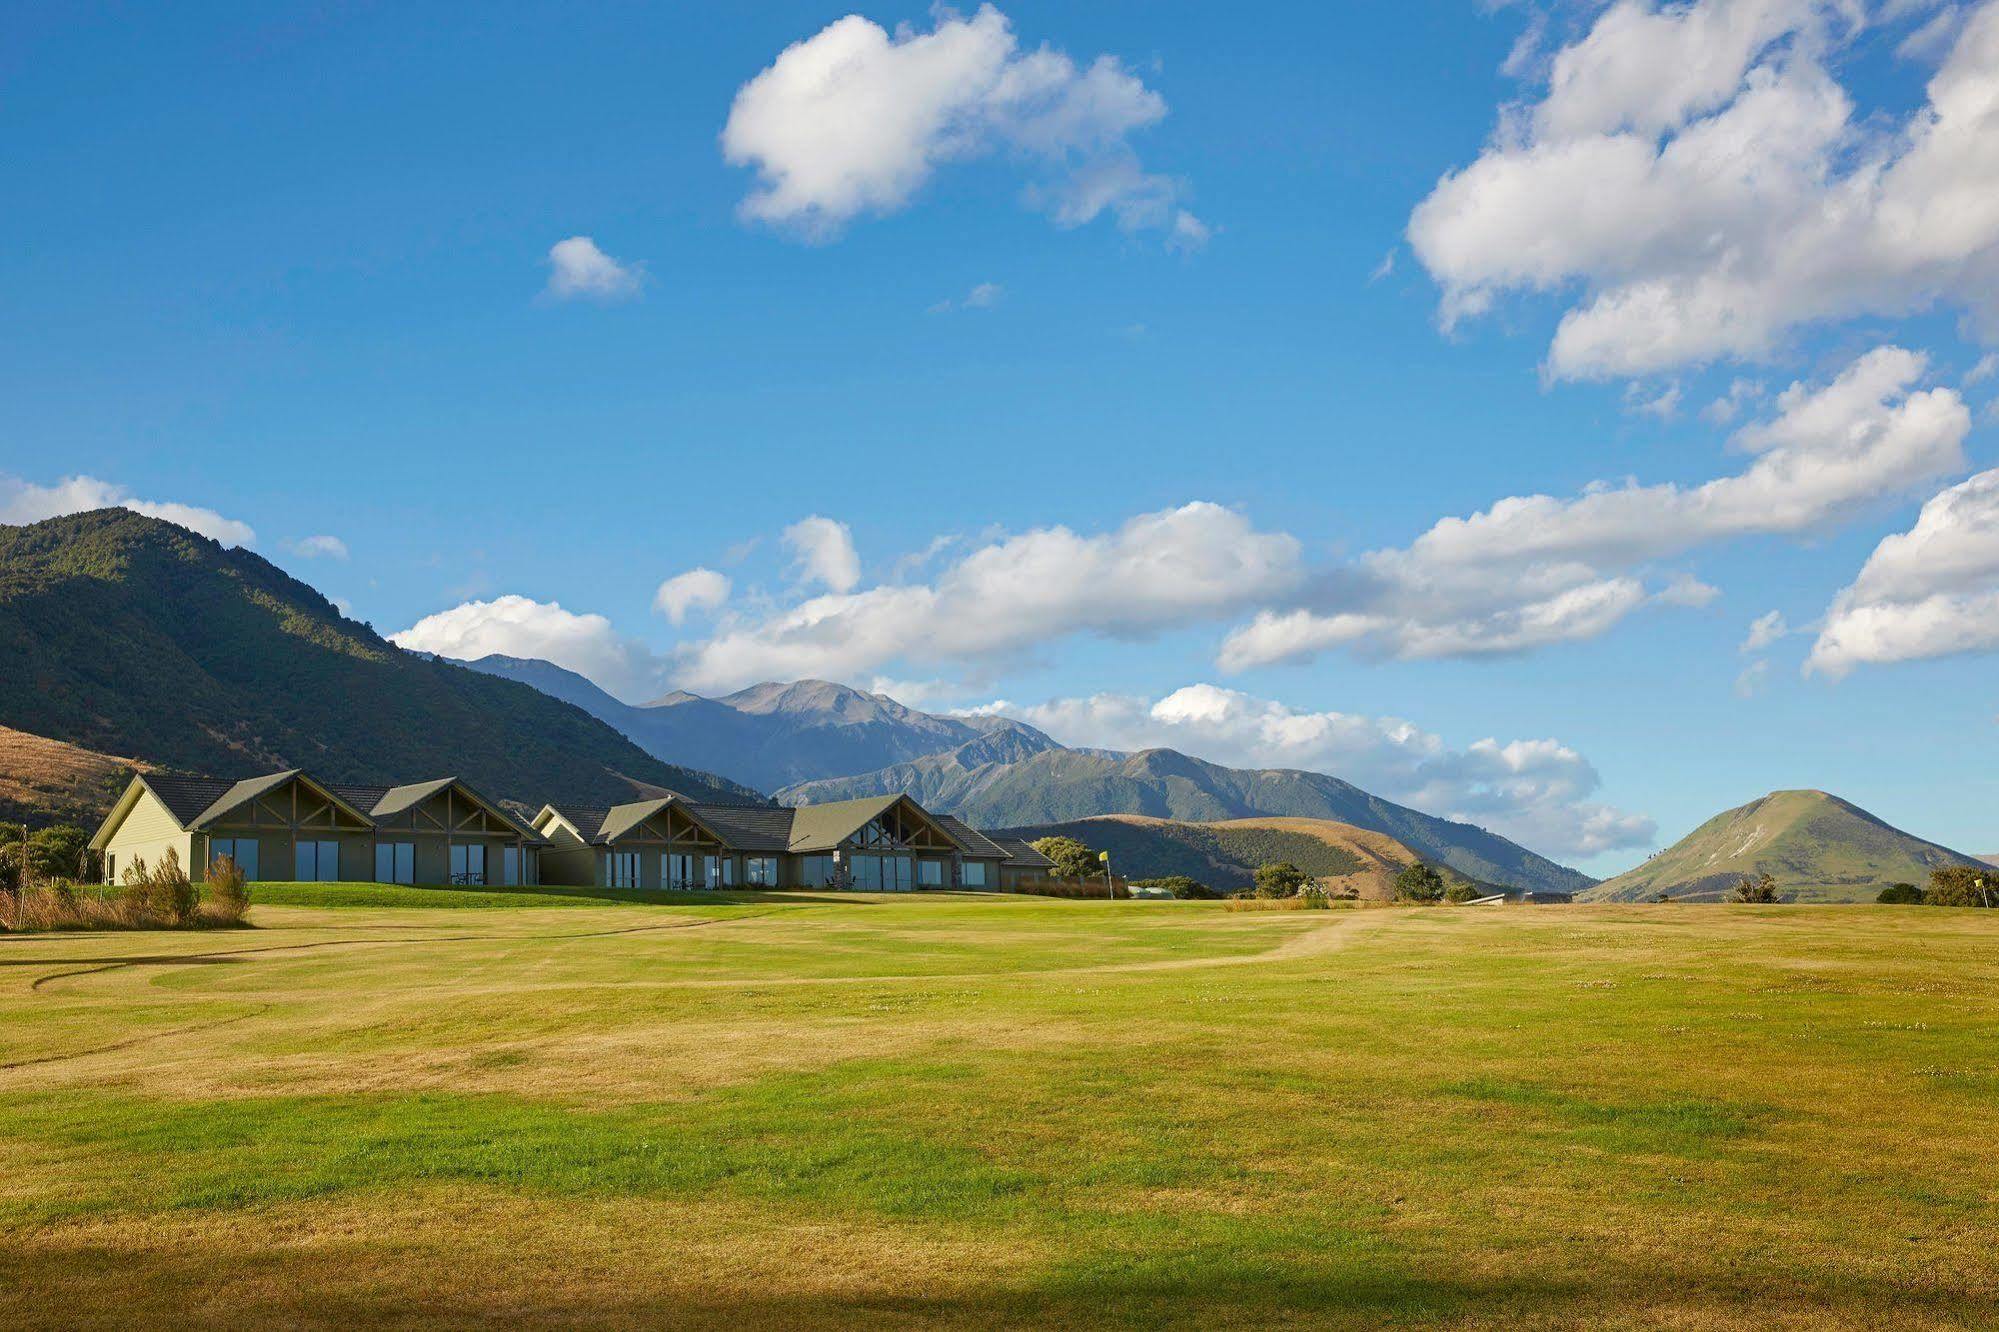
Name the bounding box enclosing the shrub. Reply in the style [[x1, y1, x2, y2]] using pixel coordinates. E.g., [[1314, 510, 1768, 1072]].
[[123, 848, 199, 925], [1730, 873, 1780, 904], [1254, 861, 1309, 899], [1924, 866, 1995, 908], [1876, 882, 1924, 905], [205, 854, 251, 924], [1394, 863, 1446, 903], [1443, 881, 1481, 904]]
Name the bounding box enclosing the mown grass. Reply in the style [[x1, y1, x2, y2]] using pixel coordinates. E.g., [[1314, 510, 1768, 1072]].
[[1, 894, 1995, 1329]]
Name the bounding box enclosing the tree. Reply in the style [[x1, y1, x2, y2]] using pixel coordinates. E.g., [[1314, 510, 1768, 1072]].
[[1730, 872, 1779, 903], [1876, 882, 1924, 905], [1032, 836, 1100, 883], [24, 824, 92, 884], [1924, 866, 1994, 908], [1393, 862, 1446, 903], [1254, 861, 1309, 899], [1444, 881, 1480, 904]]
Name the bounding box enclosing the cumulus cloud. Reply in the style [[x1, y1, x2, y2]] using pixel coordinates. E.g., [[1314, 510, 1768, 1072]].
[[1741, 609, 1790, 651], [652, 568, 731, 625], [1410, 0, 1999, 378], [1220, 346, 1969, 667], [783, 516, 863, 593], [544, 236, 644, 301], [288, 535, 349, 560], [721, 5, 1200, 242], [978, 683, 1654, 859], [0, 472, 256, 547], [1808, 466, 1999, 675], [389, 595, 666, 702], [675, 503, 1302, 693]]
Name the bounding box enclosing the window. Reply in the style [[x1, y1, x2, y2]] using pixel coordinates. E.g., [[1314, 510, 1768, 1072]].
[[210, 838, 259, 882], [375, 842, 415, 885], [105, 853, 117, 885], [852, 854, 912, 892], [503, 846, 523, 887], [917, 859, 944, 887], [962, 860, 988, 888], [606, 851, 640, 889], [666, 852, 697, 889], [294, 839, 339, 882], [701, 855, 734, 890], [799, 854, 837, 886], [450, 843, 487, 885], [745, 856, 778, 886]]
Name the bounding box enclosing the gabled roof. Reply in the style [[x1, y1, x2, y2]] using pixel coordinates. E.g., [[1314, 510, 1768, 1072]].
[[541, 796, 731, 847], [331, 777, 542, 841], [132, 773, 240, 827], [784, 795, 904, 853], [991, 836, 1055, 870], [188, 770, 375, 831], [684, 803, 795, 853], [933, 814, 1008, 860]]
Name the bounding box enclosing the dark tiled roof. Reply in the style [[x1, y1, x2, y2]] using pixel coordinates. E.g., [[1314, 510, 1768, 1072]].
[[547, 805, 611, 841], [933, 814, 1007, 860], [991, 837, 1054, 869], [139, 774, 240, 827], [686, 803, 796, 853], [327, 784, 393, 813]]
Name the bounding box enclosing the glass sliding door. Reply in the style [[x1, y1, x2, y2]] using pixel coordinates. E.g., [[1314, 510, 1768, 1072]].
[[450, 843, 487, 885], [375, 842, 415, 884], [295, 839, 340, 882]]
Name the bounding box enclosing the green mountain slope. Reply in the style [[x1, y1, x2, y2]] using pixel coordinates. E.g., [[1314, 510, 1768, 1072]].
[[1583, 790, 1984, 902], [781, 743, 1592, 894], [0, 510, 763, 819]]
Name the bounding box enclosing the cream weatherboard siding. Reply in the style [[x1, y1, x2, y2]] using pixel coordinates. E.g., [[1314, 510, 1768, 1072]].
[[99, 787, 195, 884]]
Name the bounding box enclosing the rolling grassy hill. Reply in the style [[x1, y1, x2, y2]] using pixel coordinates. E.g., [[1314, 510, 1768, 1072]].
[[1583, 789, 1986, 903], [996, 813, 1449, 897], [0, 510, 762, 820], [785, 745, 1589, 894], [0, 724, 143, 828]]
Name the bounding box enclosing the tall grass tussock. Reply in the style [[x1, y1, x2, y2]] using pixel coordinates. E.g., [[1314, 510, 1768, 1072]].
[[1, 849, 250, 933]]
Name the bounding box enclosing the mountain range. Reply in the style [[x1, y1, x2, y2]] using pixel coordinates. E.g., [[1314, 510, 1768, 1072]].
[[462, 656, 1592, 893], [1581, 789, 1987, 903], [0, 510, 761, 819]]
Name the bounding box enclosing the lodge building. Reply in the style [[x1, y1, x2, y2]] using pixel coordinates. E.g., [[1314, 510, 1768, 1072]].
[[89, 771, 1053, 892]]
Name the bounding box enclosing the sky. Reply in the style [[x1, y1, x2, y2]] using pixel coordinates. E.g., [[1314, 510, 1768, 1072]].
[[5, 0, 1998, 875]]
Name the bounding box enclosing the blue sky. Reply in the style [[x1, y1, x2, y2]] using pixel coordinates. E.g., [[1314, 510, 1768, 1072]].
[[5, 0, 1997, 873]]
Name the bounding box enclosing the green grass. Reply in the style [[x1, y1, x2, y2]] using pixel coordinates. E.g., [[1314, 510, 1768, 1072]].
[[2, 894, 1996, 1328]]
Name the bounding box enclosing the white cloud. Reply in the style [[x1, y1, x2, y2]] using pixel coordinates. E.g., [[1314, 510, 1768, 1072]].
[[289, 534, 349, 560], [1741, 609, 1790, 651], [652, 568, 731, 625], [1410, 0, 1999, 378], [0, 472, 256, 547], [1626, 380, 1683, 420], [1701, 377, 1766, 425], [544, 236, 643, 301], [1220, 346, 1969, 667], [389, 595, 666, 702], [721, 6, 1201, 242], [1735, 658, 1772, 696], [930, 281, 1004, 312], [1808, 466, 1999, 675], [1970, 351, 1999, 383], [783, 515, 862, 593], [983, 682, 1655, 860], [676, 503, 1302, 693]]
